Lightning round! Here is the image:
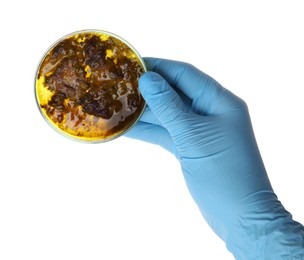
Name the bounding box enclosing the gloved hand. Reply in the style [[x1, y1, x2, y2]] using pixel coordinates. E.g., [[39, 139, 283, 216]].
[[126, 58, 304, 259]]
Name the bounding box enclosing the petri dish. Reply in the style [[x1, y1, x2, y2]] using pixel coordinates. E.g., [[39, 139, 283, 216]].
[[35, 30, 146, 142]]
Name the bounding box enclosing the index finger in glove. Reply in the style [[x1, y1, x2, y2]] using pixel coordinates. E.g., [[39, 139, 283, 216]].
[[144, 57, 245, 115]]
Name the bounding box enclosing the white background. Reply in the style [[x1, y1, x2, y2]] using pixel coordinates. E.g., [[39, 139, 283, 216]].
[[1, 0, 303, 259]]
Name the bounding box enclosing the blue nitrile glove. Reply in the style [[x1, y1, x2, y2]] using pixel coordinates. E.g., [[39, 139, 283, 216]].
[[126, 58, 304, 259]]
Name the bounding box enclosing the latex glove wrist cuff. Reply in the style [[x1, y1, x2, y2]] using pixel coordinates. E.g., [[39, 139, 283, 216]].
[[226, 193, 304, 259]]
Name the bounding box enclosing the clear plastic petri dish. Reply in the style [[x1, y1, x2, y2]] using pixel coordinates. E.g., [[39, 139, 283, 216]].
[[35, 30, 146, 143]]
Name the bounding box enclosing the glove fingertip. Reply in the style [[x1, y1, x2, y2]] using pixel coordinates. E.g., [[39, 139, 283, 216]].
[[139, 71, 165, 96]]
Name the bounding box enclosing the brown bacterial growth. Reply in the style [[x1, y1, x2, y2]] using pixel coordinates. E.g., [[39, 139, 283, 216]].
[[35, 31, 145, 141]]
